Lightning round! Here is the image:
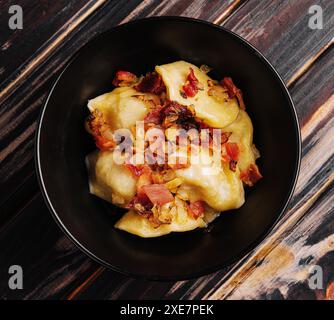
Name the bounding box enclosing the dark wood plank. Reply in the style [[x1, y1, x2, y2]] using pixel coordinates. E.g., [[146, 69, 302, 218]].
[[0, 0, 245, 300], [0, 0, 106, 92], [224, 0, 334, 83], [1, 0, 333, 300], [206, 45, 334, 299], [0, 193, 99, 300], [208, 183, 334, 300], [122, 0, 243, 24]]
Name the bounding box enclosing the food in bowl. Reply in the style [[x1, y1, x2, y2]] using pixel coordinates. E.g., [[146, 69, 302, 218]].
[[85, 61, 262, 238]]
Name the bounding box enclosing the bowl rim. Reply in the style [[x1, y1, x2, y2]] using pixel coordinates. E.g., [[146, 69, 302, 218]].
[[35, 16, 301, 281]]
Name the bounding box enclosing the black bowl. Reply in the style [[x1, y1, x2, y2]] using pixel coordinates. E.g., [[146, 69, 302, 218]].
[[36, 17, 300, 280]]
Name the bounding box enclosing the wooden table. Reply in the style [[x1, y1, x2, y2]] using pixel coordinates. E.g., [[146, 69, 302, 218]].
[[0, 0, 333, 300]]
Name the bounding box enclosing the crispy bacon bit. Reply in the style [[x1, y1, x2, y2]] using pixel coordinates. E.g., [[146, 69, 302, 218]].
[[112, 71, 137, 87], [188, 201, 205, 219], [142, 184, 174, 206], [127, 166, 153, 216], [221, 132, 232, 144], [94, 135, 115, 151], [134, 72, 166, 95], [136, 166, 153, 196], [182, 68, 202, 98], [128, 194, 153, 217], [182, 83, 197, 98], [144, 100, 199, 130], [225, 142, 239, 161], [144, 105, 165, 125], [180, 90, 187, 99], [85, 110, 103, 136], [240, 164, 263, 186], [85, 110, 115, 150], [125, 164, 144, 177], [163, 101, 197, 129], [221, 77, 246, 110], [224, 142, 239, 172], [229, 160, 237, 172]]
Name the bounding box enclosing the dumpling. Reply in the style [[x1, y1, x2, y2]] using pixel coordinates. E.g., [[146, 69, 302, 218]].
[[88, 87, 156, 130], [175, 155, 245, 212], [86, 150, 137, 206], [155, 61, 239, 128], [115, 198, 207, 238], [85, 61, 262, 238]]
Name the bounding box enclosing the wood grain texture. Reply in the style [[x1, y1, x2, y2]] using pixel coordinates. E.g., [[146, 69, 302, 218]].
[[0, 0, 333, 300], [0, 194, 100, 300], [0, 0, 108, 101], [223, 0, 334, 83], [205, 40, 334, 301], [0, 0, 246, 300]]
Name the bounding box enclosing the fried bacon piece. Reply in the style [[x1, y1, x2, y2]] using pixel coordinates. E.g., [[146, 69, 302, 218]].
[[125, 164, 144, 177], [144, 105, 165, 125], [127, 165, 153, 217], [182, 67, 203, 98], [240, 164, 262, 186], [136, 166, 153, 196], [221, 77, 246, 110], [225, 142, 239, 161], [144, 100, 199, 130], [163, 101, 197, 129], [85, 110, 115, 151], [221, 132, 232, 145], [187, 200, 205, 219], [224, 142, 239, 172], [134, 72, 166, 95], [112, 71, 138, 87], [127, 166, 174, 212], [94, 135, 115, 151], [85, 110, 103, 136], [128, 194, 153, 218], [142, 184, 174, 206]]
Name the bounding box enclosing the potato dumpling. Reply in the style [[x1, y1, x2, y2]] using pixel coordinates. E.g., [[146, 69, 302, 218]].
[[88, 87, 156, 130], [86, 150, 137, 206], [156, 61, 239, 128], [175, 155, 245, 212], [115, 201, 207, 238], [85, 61, 262, 238]]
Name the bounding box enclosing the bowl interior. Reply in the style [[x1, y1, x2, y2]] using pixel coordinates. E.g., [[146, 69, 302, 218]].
[[37, 17, 300, 280]]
